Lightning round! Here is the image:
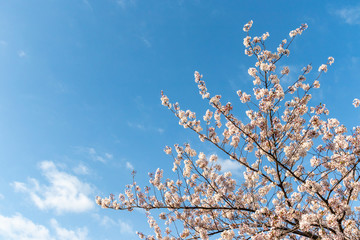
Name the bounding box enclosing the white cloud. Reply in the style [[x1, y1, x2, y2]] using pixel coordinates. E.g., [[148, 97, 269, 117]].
[[335, 5, 360, 25], [217, 158, 243, 176], [0, 213, 51, 240], [0, 193, 4, 200], [0, 213, 88, 240], [18, 50, 26, 58], [126, 161, 134, 171], [13, 161, 94, 214], [0, 40, 7, 46]]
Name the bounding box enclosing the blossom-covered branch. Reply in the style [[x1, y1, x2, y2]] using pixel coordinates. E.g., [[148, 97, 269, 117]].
[[97, 21, 360, 240]]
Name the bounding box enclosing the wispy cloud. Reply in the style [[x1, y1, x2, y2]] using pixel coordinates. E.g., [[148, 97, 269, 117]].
[[75, 147, 113, 163], [127, 121, 145, 130], [0, 193, 4, 200], [118, 219, 134, 235], [127, 121, 165, 134], [334, 5, 360, 25], [12, 161, 94, 214], [82, 0, 93, 10], [88, 148, 105, 162], [73, 163, 90, 175], [93, 214, 135, 235], [18, 50, 26, 58], [0, 213, 88, 240], [0, 40, 7, 46], [157, 128, 165, 134], [126, 161, 134, 171], [141, 37, 151, 48], [84, 147, 113, 163], [128, 96, 164, 133], [50, 219, 88, 240], [116, 0, 136, 9]]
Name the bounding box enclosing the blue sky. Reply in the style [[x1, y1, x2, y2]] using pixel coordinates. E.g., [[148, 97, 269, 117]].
[[0, 0, 360, 239]]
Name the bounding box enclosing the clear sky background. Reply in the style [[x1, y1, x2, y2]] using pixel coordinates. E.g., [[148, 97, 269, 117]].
[[0, 0, 360, 239]]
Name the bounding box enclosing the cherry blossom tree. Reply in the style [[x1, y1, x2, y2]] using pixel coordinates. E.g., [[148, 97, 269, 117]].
[[96, 21, 360, 239]]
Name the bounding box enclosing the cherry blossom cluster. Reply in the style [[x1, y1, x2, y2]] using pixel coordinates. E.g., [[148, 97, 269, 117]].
[[97, 21, 360, 240]]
